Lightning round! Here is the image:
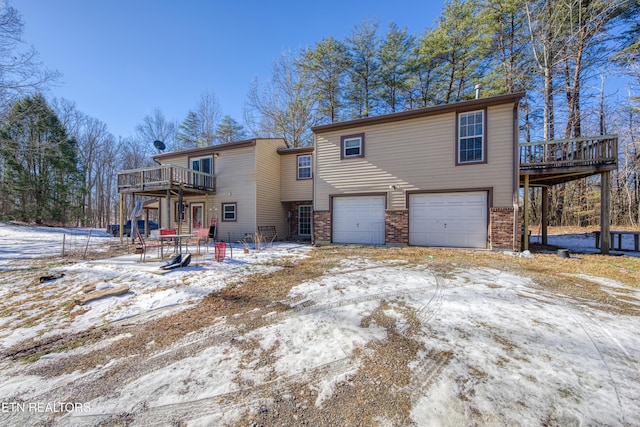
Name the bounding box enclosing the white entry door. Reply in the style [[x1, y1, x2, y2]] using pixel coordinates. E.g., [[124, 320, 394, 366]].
[[333, 196, 386, 245], [409, 192, 487, 248]]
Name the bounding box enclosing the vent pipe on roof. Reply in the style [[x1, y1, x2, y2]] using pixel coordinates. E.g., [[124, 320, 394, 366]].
[[475, 84, 482, 99]]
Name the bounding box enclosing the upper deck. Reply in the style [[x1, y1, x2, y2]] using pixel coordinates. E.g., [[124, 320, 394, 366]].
[[519, 135, 617, 186], [117, 164, 216, 197]]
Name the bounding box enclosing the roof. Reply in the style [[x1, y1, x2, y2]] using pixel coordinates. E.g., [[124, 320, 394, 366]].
[[277, 146, 314, 155], [311, 92, 525, 134], [152, 138, 286, 161]]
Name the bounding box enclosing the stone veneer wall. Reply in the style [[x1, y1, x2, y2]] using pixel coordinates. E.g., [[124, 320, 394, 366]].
[[313, 211, 331, 244], [490, 207, 518, 251], [385, 210, 408, 245]]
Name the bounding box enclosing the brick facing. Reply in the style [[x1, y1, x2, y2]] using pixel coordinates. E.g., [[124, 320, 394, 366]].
[[313, 211, 331, 243], [314, 206, 519, 251], [490, 207, 518, 250], [385, 210, 408, 244]]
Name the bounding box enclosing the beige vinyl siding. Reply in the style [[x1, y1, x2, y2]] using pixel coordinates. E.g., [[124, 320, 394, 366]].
[[214, 145, 257, 240], [158, 154, 190, 170], [256, 139, 287, 239], [280, 152, 313, 201], [314, 103, 516, 211]]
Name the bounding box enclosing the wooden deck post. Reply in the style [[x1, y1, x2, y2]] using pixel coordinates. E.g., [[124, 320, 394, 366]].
[[523, 175, 529, 251], [542, 186, 548, 245], [119, 192, 124, 242], [600, 171, 610, 255], [166, 189, 172, 230]]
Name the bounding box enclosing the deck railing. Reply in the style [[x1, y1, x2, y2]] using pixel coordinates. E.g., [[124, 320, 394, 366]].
[[520, 135, 618, 169], [118, 164, 216, 192]]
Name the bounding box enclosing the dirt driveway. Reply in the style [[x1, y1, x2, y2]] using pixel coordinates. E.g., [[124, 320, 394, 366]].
[[1, 245, 639, 426]]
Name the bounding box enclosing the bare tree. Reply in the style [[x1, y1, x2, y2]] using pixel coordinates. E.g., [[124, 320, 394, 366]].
[[245, 51, 316, 147], [135, 108, 177, 153], [0, 5, 60, 112], [53, 98, 119, 227]]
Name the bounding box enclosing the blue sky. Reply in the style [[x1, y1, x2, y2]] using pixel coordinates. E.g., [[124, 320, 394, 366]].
[[17, 1, 445, 139]]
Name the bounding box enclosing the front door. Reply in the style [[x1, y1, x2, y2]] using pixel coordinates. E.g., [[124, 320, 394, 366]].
[[191, 203, 204, 232], [298, 205, 312, 237]]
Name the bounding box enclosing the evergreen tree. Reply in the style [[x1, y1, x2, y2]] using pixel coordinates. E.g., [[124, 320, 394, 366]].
[[297, 37, 351, 123], [482, 0, 533, 95], [345, 19, 380, 118], [214, 115, 247, 144], [377, 23, 416, 113], [176, 91, 221, 147], [411, 25, 450, 109], [177, 111, 202, 147], [0, 94, 81, 224], [426, 0, 489, 103]]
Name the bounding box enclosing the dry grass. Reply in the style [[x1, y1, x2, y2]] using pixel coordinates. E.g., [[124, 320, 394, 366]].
[[2, 239, 638, 425], [6, 239, 638, 368]]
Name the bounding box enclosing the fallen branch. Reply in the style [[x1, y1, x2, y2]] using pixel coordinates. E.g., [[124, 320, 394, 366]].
[[76, 285, 130, 305]]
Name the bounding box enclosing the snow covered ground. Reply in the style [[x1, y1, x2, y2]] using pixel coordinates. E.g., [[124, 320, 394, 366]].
[[0, 222, 638, 426]]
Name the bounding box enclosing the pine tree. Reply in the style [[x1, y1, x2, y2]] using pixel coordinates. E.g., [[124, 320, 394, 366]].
[[177, 111, 202, 147], [377, 23, 415, 113], [297, 37, 350, 123], [345, 20, 380, 118], [214, 115, 247, 144], [0, 94, 81, 224], [425, 0, 489, 103]]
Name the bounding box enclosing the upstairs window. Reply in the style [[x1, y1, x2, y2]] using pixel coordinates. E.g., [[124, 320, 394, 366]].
[[191, 156, 213, 186], [340, 133, 365, 159], [297, 154, 312, 179], [458, 110, 485, 164]]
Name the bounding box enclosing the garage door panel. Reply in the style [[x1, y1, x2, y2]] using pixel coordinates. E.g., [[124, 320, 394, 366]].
[[333, 196, 385, 245], [409, 192, 487, 248]]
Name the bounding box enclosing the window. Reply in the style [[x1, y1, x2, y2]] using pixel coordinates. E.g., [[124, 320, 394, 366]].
[[298, 205, 312, 236], [458, 110, 485, 164], [174, 202, 186, 222], [340, 133, 365, 159], [191, 156, 213, 187], [222, 202, 237, 222], [297, 154, 312, 179]]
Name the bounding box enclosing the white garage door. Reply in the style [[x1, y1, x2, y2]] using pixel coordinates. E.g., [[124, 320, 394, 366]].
[[333, 196, 386, 245], [409, 192, 488, 248]]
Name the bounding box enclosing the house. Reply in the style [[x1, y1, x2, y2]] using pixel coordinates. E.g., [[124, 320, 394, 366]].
[[117, 138, 313, 243], [118, 92, 617, 253], [311, 92, 525, 251]]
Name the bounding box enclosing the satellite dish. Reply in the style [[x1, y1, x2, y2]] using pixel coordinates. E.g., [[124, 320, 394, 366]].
[[153, 140, 166, 151]]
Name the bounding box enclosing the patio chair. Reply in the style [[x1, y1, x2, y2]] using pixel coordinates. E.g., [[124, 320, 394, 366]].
[[136, 229, 161, 261], [195, 228, 211, 254]]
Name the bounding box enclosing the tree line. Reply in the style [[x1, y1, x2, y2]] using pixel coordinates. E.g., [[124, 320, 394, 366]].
[[1, 0, 639, 228]]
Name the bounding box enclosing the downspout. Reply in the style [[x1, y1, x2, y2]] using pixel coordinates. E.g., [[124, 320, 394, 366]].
[[311, 135, 317, 246], [513, 100, 521, 251]]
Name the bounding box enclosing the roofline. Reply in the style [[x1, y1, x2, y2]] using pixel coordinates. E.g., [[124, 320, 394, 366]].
[[152, 138, 285, 161], [311, 92, 526, 134], [277, 146, 314, 155]]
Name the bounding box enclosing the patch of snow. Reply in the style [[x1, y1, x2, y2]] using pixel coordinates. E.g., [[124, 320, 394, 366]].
[[0, 223, 638, 426]]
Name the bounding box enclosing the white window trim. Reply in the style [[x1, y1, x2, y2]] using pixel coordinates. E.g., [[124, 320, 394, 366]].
[[191, 155, 213, 186], [340, 133, 365, 159], [222, 202, 237, 222], [191, 155, 213, 173], [457, 110, 485, 164], [297, 154, 312, 179]]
